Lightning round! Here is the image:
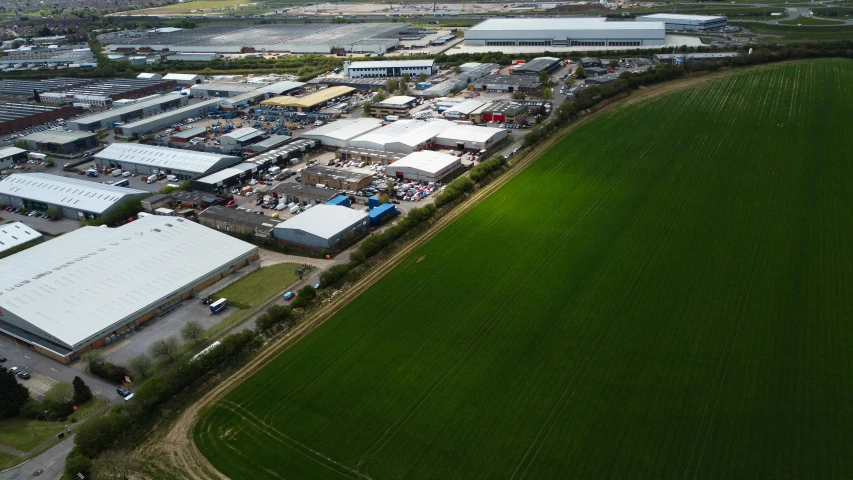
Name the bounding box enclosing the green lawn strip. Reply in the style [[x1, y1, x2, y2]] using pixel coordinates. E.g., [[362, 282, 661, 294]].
[[0, 449, 20, 471], [778, 16, 844, 25], [0, 398, 102, 453], [211, 263, 301, 309]]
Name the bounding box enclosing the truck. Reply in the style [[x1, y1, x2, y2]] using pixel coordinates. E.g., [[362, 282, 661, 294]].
[[209, 298, 228, 314], [384, 115, 399, 122], [275, 202, 287, 211], [27, 152, 47, 161], [146, 174, 158, 184]]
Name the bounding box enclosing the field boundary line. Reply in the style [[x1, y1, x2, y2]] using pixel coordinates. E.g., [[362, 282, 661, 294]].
[[148, 65, 767, 480]]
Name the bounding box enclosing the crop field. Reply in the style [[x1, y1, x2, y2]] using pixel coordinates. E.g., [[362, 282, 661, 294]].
[[195, 59, 853, 479]]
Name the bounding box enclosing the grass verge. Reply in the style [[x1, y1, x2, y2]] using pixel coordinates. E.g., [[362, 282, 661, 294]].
[[0, 398, 103, 454], [212, 263, 301, 309]]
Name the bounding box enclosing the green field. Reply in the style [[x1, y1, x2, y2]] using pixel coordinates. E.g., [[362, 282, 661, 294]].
[[778, 16, 845, 25], [212, 263, 300, 309], [195, 59, 853, 479]]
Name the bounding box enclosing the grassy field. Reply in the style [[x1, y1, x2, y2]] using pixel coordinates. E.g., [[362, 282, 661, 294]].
[[0, 398, 103, 454], [778, 16, 845, 25], [124, 0, 258, 15], [212, 263, 300, 308], [736, 20, 853, 40], [195, 59, 853, 479]]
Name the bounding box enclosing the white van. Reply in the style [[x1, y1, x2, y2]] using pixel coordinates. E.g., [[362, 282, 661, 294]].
[[146, 174, 158, 184], [268, 166, 281, 175], [167, 174, 179, 182], [289, 205, 300, 214], [275, 203, 287, 211], [111, 169, 122, 177]]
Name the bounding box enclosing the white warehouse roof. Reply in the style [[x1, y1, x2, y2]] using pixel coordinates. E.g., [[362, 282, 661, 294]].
[[468, 17, 664, 32], [223, 127, 262, 141], [350, 119, 455, 151], [376, 95, 417, 106], [0, 173, 148, 214], [0, 216, 257, 351], [274, 205, 368, 240], [437, 124, 505, 144], [638, 13, 721, 22], [0, 146, 26, 159], [347, 59, 435, 69], [164, 73, 205, 81], [388, 151, 459, 175], [97, 143, 240, 175], [302, 118, 384, 147], [0, 222, 42, 252], [443, 99, 485, 116]]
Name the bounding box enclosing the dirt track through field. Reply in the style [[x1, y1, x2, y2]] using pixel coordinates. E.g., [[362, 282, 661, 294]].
[[143, 66, 767, 479]]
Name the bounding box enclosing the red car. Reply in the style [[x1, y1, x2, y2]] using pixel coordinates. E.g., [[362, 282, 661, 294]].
[[225, 199, 236, 208], [283, 291, 295, 301]]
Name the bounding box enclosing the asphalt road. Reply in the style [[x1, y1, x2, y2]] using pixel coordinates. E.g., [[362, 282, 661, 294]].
[[0, 434, 75, 480]]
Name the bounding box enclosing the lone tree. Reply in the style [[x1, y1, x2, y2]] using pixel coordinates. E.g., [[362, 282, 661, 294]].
[[417, 73, 426, 83], [384, 78, 398, 94], [539, 70, 551, 86], [72, 376, 93, 406], [80, 350, 105, 373], [0, 368, 29, 420], [127, 354, 153, 379], [575, 66, 585, 78], [44, 381, 74, 415], [541, 87, 553, 100], [180, 320, 205, 344], [149, 337, 180, 363]]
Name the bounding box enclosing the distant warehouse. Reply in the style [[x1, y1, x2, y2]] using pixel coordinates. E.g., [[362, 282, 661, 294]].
[[22, 130, 97, 155], [272, 205, 369, 249], [96, 143, 241, 180], [511, 57, 561, 76], [114, 98, 222, 137], [343, 59, 437, 78], [0, 102, 76, 135], [386, 151, 462, 182], [465, 18, 665, 47], [0, 216, 257, 363], [636, 14, 727, 31], [68, 95, 188, 131], [0, 173, 149, 221], [260, 86, 355, 113]]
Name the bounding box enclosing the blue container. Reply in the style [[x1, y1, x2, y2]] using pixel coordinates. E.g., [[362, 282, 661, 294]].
[[368, 196, 379, 209], [325, 195, 351, 208], [369, 203, 396, 226]]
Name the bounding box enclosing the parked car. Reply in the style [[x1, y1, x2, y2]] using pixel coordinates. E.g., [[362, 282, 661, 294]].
[[17, 371, 30, 380], [117, 386, 131, 397], [283, 291, 295, 301], [0, 355, 6, 362]]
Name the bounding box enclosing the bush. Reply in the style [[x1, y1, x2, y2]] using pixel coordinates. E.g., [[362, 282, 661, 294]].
[[90, 361, 130, 384], [18, 398, 43, 420], [0, 368, 29, 420], [75, 411, 126, 457], [64, 448, 93, 479], [73, 376, 93, 406]]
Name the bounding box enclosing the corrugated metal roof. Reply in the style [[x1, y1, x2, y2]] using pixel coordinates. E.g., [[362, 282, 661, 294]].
[[302, 118, 384, 142], [261, 86, 355, 109], [0, 146, 26, 159], [0, 222, 42, 252], [0, 173, 148, 214], [347, 59, 435, 69], [96, 143, 239, 174], [223, 127, 263, 141], [23, 130, 95, 144], [164, 73, 204, 81], [387, 151, 459, 175], [274, 204, 367, 240], [0, 216, 257, 349]]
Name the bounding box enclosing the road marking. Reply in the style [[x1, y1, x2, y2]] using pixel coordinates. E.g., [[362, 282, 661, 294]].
[[24, 355, 30, 359], [50, 367, 57, 372]]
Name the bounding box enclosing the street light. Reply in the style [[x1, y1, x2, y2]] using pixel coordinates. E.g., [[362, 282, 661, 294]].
[[44, 410, 51, 427]]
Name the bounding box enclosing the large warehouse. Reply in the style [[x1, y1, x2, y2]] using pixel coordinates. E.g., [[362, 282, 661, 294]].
[[272, 204, 369, 249], [0, 222, 43, 255], [436, 124, 507, 152], [349, 119, 456, 153], [22, 130, 98, 154], [0, 173, 149, 220], [106, 23, 408, 55], [260, 86, 356, 113], [386, 151, 462, 182], [68, 95, 188, 131], [0, 102, 76, 135], [115, 98, 222, 137], [464, 18, 665, 47], [39, 78, 177, 108], [343, 60, 437, 78], [636, 14, 727, 31], [302, 118, 384, 148], [95, 143, 241, 180], [0, 216, 258, 363]]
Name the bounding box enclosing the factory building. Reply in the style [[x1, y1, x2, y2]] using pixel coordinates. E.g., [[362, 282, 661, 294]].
[[636, 14, 727, 31], [260, 86, 356, 113], [107, 23, 407, 55], [0, 173, 149, 220], [0, 147, 28, 169], [302, 118, 384, 148], [190, 82, 258, 98], [249, 135, 293, 153], [337, 147, 406, 166], [344, 59, 437, 78], [580, 57, 602, 68], [95, 143, 241, 180], [308, 77, 388, 91], [0, 102, 76, 135], [22, 130, 98, 155], [302, 166, 373, 190], [163, 73, 206, 85], [511, 57, 562, 76], [421, 63, 500, 97], [168, 127, 207, 144], [189, 163, 258, 193], [221, 127, 265, 152], [442, 100, 485, 120], [198, 205, 281, 237], [0, 78, 95, 101], [0, 216, 258, 363], [349, 119, 456, 154], [470, 75, 543, 94], [39, 78, 177, 108], [272, 205, 369, 249], [114, 98, 222, 137], [436, 124, 507, 152], [248, 139, 318, 169], [470, 101, 529, 124], [272, 183, 338, 206], [0, 222, 43, 255], [369, 96, 419, 118], [68, 95, 188, 132], [465, 18, 665, 47], [386, 151, 462, 182], [137, 73, 163, 80]]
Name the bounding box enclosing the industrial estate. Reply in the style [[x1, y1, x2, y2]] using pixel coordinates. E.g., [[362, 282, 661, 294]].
[[0, 3, 850, 479]]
